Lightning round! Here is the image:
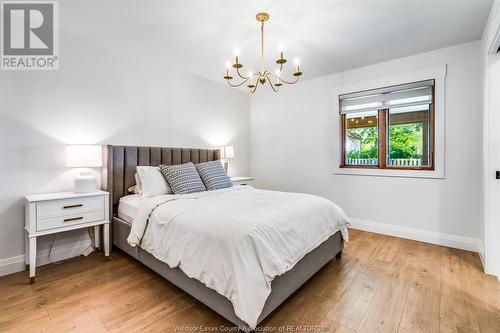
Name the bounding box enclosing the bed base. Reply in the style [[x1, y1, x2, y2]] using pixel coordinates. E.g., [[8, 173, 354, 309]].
[[112, 217, 343, 331]]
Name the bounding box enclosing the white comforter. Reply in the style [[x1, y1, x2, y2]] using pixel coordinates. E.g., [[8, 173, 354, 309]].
[[127, 186, 350, 329]]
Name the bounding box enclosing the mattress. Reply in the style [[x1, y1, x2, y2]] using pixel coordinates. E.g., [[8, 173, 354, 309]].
[[117, 194, 141, 223]]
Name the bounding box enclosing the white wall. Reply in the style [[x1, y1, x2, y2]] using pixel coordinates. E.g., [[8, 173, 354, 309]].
[[0, 30, 251, 275], [251, 41, 483, 251], [481, 0, 500, 277]]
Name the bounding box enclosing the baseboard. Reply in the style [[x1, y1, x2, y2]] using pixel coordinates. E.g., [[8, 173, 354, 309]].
[[0, 255, 26, 277], [478, 244, 485, 270], [350, 218, 483, 253], [0, 239, 92, 277]]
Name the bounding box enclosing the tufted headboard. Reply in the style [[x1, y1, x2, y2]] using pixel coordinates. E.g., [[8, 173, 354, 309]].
[[101, 145, 220, 216]]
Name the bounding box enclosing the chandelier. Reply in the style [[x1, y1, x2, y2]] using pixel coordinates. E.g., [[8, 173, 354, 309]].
[[223, 12, 303, 93]]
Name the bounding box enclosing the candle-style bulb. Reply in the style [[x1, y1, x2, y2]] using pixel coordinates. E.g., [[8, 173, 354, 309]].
[[292, 58, 303, 77], [294, 58, 300, 72], [279, 44, 285, 55]]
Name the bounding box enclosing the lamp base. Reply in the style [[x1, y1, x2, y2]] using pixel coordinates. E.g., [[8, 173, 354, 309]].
[[74, 172, 97, 193]]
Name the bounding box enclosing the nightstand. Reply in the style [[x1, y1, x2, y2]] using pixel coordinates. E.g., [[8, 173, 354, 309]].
[[231, 176, 255, 186], [24, 190, 110, 283]]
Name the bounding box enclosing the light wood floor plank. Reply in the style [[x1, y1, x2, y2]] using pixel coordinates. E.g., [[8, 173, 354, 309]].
[[357, 271, 412, 333], [398, 242, 442, 333], [439, 247, 481, 333], [326, 265, 381, 331]]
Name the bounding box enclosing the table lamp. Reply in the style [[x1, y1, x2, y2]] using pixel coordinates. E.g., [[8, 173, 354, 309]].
[[220, 145, 235, 172], [66, 145, 102, 193]]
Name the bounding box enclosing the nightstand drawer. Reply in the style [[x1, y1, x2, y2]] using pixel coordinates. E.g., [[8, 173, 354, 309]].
[[37, 210, 105, 231], [37, 196, 104, 219]]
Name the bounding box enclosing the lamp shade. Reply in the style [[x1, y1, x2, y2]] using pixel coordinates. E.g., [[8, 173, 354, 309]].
[[66, 145, 102, 168], [221, 146, 234, 159]]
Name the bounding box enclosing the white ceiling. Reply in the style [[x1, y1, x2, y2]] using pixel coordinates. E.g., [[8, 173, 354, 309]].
[[63, 0, 493, 82]]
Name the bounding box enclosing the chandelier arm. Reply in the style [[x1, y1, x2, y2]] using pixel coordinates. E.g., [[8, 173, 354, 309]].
[[226, 78, 249, 87], [265, 74, 279, 92], [250, 81, 259, 93], [236, 67, 248, 80], [273, 62, 284, 76], [268, 72, 300, 85]]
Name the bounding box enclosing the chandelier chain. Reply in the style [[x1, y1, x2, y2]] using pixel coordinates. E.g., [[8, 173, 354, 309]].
[[261, 21, 264, 74]]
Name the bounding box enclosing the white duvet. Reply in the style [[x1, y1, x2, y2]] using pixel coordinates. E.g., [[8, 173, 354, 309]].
[[127, 186, 350, 329]]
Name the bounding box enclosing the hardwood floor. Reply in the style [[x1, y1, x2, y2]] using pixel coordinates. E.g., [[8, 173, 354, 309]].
[[1, 229, 499, 332]]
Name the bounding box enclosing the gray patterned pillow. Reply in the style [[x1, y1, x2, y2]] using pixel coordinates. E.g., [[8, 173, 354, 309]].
[[195, 161, 233, 191], [159, 162, 206, 194]]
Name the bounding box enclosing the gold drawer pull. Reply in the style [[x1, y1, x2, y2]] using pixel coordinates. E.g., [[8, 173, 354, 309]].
[[64, 216, 83, 222], [63, 204, 83, 209]]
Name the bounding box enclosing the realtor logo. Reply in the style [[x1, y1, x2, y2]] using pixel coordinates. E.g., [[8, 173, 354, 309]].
[[1, 1, 59, 70]]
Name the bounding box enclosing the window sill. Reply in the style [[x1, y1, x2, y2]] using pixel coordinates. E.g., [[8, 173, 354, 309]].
[[333, 167, 444, 179]]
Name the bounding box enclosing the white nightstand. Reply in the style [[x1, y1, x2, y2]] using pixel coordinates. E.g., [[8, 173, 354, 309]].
[[24, 190, 110, 283], [231, 176, 255, 186]]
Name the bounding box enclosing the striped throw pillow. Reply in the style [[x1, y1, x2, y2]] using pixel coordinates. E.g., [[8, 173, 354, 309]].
[[195, 161, 233, 191], [159, 162, 206, 195]]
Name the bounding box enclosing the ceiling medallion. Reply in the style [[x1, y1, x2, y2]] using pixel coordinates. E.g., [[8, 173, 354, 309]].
[[223, 12, 303, 93]]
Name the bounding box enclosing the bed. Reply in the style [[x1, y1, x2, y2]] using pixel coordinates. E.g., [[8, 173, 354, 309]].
[[102, 145, 348, 331]]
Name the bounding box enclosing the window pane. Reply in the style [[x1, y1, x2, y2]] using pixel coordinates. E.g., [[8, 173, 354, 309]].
[[345, 111, 378, 166], [388, 104, 431, 167]]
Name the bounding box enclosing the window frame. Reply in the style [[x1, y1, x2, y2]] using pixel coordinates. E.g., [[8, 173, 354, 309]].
[[339, 84, 435, 171]]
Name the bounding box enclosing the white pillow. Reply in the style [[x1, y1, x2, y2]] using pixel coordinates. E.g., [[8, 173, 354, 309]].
[[136, 166, 172, 198], [135, 173, 142, 194], [126, 174, 143, 194]]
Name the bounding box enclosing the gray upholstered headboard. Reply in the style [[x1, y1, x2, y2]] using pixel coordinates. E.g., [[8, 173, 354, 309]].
[[102, 145, 220, 216]]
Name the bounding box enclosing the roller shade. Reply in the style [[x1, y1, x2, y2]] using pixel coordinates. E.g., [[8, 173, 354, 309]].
[[339, 79, 434, 114]]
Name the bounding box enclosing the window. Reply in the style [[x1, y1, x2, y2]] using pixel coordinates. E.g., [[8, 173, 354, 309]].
[[339, 80, 434, 170]]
